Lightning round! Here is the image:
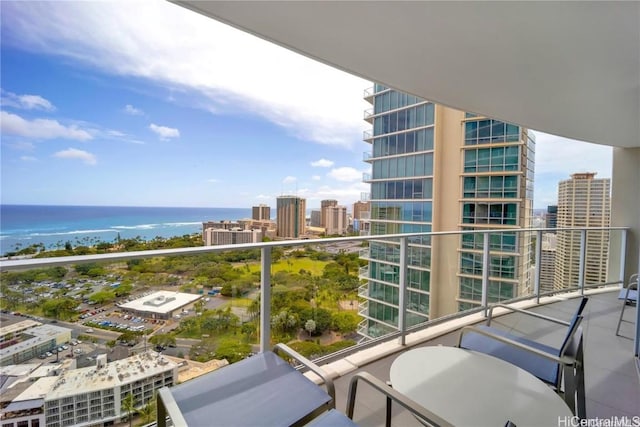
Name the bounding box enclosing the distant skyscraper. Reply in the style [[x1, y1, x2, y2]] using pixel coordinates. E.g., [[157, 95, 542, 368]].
[[252, 204, 271, 221], [554, 173, 610, 290], [276, 196, 306, 238], [320, 200, 338, 228], [353, 201, 371, 220], [325, 205, 348, 235], [358, 84, 535, 339], [310, 209, 322, 227], [539, 233, 557, 293], [546, 205, 558, 229]]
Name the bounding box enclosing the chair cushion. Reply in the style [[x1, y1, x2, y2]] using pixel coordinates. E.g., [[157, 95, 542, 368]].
[[460, 325, 560, 385], [307, 409, 359, 427]]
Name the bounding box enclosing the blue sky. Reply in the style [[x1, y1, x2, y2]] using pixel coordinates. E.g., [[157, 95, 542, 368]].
[[0, 1, 612, 210]]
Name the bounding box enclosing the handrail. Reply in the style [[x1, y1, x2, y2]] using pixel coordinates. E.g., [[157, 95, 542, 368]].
[[346, 371, 453, 427], [0, 226, 630, 362]]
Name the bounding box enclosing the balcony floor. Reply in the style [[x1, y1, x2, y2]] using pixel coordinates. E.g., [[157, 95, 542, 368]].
[[331, 290, 640, 426]]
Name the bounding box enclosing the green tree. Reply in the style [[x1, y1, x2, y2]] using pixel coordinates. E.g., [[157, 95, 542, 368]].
[[149, 334, 176, 348], [331, 311, 361, 334], [138, 396, 156, 424], [214, 337, 251, 363], [89, 289, 116, 305], [299, 307, 332, 335], [121, 393, 135, 427], [41, 297, 77, 320], [304, 319, 316, 337]]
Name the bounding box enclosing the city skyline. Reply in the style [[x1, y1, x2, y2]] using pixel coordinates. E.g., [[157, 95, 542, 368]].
[[0, 1, 612, 210]]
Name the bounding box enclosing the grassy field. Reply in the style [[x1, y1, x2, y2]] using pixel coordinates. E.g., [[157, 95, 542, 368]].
[[246, 257, 329, 276]]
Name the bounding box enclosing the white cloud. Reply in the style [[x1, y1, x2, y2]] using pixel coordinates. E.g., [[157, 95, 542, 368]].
[[0, 1, 369, 149], [327, 167, 363, 182], [312, 175, 321, 181], [20, 156, 38, 162], [1, 90, 55, 111], [311, 158, 334, 168], [282, 176, 297, 184], [533, 132, 612, 177], [53, 148, 97, 165], [531, 131, 612, 208], [124, 104, 143, 115], [0, 111, 92, 140], [207, 178, 220, 183], [256, 194, 272, 200], [7, 141, 35, 151], [149, 123, 180, 140]]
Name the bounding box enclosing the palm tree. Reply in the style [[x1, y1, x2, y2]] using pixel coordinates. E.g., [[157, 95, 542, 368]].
[[121, 393, 135, 427]]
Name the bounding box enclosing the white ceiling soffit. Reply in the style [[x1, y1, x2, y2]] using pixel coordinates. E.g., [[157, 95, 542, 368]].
[[174, 1, 640, 149]]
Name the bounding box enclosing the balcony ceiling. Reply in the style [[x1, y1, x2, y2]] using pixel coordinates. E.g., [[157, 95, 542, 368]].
[[174, 1, 640, 149]]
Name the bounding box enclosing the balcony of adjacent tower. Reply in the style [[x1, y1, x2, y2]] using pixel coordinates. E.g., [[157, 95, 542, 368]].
[[363, 108, 374, 123]]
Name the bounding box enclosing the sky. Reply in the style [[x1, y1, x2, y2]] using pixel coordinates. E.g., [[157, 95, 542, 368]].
[[0, 1, 612, 210]]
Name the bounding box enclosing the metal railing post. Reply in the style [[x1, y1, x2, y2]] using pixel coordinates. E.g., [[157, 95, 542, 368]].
[[534, 230, 542, 304], [619, 229, 628, 286], [260, 247, 271, 353], [578, 229, 586, 295], [398, 237, 408, 346], [481, 232, 490, 317]]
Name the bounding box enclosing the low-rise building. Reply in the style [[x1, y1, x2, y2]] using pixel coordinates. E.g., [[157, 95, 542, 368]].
[[118, 291, 201, 320], [0, 325, 72, 367], [1, 351, 178, 427]]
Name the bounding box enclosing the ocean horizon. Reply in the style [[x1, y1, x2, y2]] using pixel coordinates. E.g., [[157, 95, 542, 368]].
[[0, 204, 253, 255]]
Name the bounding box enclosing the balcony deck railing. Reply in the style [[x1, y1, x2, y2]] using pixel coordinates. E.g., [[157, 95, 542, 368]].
[[0, 226, 632, 358]]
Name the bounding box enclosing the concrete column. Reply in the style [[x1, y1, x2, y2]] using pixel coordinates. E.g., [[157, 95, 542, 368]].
[[609, 147, 640, 282]]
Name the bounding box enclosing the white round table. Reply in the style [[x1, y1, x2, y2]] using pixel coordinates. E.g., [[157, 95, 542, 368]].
[[389, 346, 573, 427]]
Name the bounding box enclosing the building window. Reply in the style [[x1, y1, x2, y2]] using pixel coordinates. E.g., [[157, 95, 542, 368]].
[[464, 146, 520, 173], [465, 120, 520, 145]]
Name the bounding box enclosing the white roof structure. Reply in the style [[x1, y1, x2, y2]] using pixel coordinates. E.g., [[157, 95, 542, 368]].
[[119, 291, 201, 315], [47, 351, 176, 399], [0, 325, 71, 360]]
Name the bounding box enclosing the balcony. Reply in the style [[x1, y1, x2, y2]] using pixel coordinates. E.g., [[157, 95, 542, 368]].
[[362, 173, 372, 183], [1, 226, 637, 425], [363, 87, 374, 103], [363, 129, 373, 141], [363, 151, 372, 162], [363, 108, 374, 123]]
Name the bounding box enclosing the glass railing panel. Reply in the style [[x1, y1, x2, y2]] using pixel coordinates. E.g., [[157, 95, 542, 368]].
[[0, 225, 628, 367]]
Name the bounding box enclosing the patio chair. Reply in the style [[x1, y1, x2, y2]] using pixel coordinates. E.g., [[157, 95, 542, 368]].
[[156, 343, 335, 427], [615, 273, 638, 336], [457, 297, 588, 418]]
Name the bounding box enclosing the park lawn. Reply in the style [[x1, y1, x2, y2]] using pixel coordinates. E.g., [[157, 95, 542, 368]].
[[246, 257, 329, 276]]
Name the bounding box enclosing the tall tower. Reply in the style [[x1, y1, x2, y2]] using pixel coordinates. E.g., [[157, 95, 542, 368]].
[[252, 204, 271, 221], [325, 205, 348, 236], [554, 173, 610, 290], [320, 200, 338, 228], [358, 84, 534, 339], [546, 205, 558, 230], [276, 196, 306, 239]]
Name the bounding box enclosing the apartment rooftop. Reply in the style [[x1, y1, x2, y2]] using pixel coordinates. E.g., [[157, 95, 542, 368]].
[[47, 351, 175, 399]]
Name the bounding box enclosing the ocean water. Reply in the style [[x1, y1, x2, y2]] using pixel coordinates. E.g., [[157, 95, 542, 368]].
[[0, 205, 251, 255]]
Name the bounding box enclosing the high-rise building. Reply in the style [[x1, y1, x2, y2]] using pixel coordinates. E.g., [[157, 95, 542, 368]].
[[553, 173, 610, 290], [276, 196, 306, 239], [252, 204, 271, 221], [353, 201, 371, 220], [320, 200, 338, 228], [204, 228, 263, 246], [539, 233, 557, 293], [546, 205, 558, 229], [359, 84, 535, 339], [310, 210, 321, 227], [325, 205, 348, 236]]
